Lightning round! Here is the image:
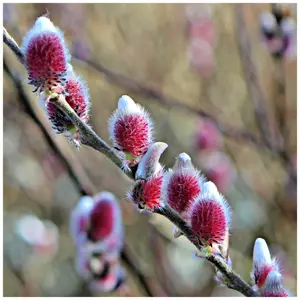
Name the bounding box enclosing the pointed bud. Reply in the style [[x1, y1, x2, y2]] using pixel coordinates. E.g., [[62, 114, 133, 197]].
[[43, 74, 90, 147], [251, 238, 279, 288], [135, 142, 168, 180], [21, 16, 70, 92], [128, 170, 164, 211], [108, 95, 154, 168], [195, 119, 222, 151], [86, 192, 123, 251], [260, 270, 289, 297], [162, 153, 204, 217], [190, 188, 231, 247], [70, 196, 94, 247]]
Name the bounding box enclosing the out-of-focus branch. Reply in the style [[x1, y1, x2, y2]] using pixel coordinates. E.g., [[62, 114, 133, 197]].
[[235, 5, 296, 187], [3, 59, 159, 297], [73, 57, 267, 149], [3, 59, 93, 197], [235, 5, 277, 152], [4, 27, 258, 297], [121, 244, 168, 297], [155, 205, 259, 297], [272, 60, 297, 186]]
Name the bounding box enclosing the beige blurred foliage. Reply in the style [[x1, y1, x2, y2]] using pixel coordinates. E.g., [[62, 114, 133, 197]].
[[3, 3, 296, 297]]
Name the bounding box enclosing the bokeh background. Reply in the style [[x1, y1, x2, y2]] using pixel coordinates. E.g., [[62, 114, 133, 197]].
[[3, 3, 297, 297]]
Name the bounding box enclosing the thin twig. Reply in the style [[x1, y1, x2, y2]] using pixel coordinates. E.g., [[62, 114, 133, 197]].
[[121, 244, 168, 297], [3, 27, 25, 64], [155, 205, 259, 297], [3, 26, 134, 180], [3, 60, 93, 196], [74, 56, 268, 149], [4, 26, 258, 297], [4, 59, 157, 297], [235, 4, 277, 152], [272, 59, 297, 186]]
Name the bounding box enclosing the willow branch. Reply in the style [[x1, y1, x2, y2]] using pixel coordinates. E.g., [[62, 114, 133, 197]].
[[74, 56, 269, 149], [4, 27, 258, 297], [3, 59, 95, 196], [3, 27, 25, 64], [3, 58, 157, 297], [235, 5, 277, 152], [3, 26, 133, 180], [155, 205, 259, 297], [55, 94, 132, 177]]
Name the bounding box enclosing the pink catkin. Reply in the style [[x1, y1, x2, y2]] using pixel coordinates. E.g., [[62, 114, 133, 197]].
[[167, 173, 201, 214], [46, 78, 89, 132], [191, 199, 227, 245], [195, 119, 222, 151], [113, 114, 150, 157], [88, 200, 114, 241], [25, 32, 68, 89], [131, 173, 163, 210]]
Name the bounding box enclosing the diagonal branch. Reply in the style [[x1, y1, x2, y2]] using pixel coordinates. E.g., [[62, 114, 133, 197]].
[[235, 4, 277, 152], [74, 56, 267, 149], [3, 59, 94, 196], [4, 58, 160, 297], [4, 26, 258, 297], [3, 26, 133, 180], [155, 205, 259, 297], [3, 27, 25, 64]]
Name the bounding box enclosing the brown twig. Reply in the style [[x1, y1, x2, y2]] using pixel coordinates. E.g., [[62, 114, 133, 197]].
[[3, 26, 133, 180], [3, 27, 25, 64], [121, 244, 168, 297], [155, 205, 259, 297], [74, 56, 268, 149], [3, 59, 94, 197], [3, 59, 157, 297], [4, 26, 258, 297], [272, 59, 297, 186], [235, 4, 277, 152]]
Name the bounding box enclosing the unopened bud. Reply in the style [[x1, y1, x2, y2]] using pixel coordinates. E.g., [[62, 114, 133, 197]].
[[129, 170, 164, 211], [86, 192, 123, 255], [251, 238, 279, 289], [43, 74, 90, 147], [108, 95, 154, 168], [190, 188, 231, 247], [22, 16, 70, 93], [162, 152, 204, 217], [135, 142, 168, 180]]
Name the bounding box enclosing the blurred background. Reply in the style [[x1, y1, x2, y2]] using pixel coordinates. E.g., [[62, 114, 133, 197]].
[[3, 3, 297, 297]]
